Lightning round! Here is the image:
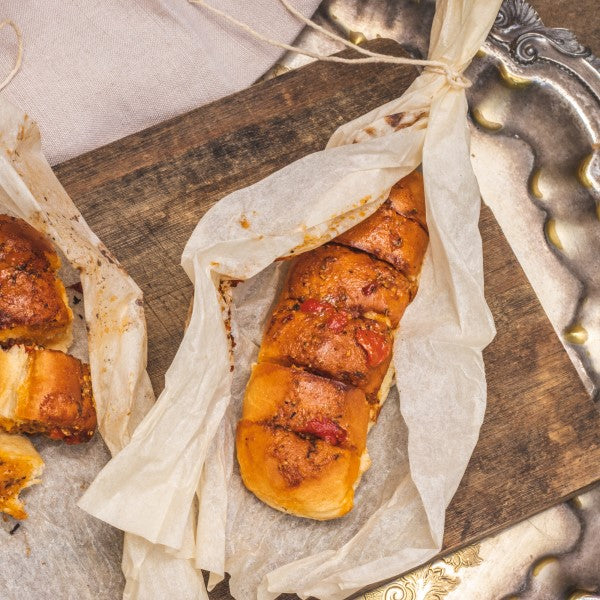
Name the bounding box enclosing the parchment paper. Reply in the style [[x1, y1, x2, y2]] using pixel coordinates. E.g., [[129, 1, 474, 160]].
[[81, 1, 501, 598], [0, 98, 207, 599]]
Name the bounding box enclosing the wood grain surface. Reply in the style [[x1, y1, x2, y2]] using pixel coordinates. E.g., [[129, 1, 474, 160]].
[[52, 39, 600, 598]]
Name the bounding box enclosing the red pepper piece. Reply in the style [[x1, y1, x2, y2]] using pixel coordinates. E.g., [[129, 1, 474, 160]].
[[361, 282, 378, 296], [300, 298, 350, 332], [298, 418, 347, 446], [325, 311, 349, 333], [355, 328, 390, 367], [299, 298, 331, 314]]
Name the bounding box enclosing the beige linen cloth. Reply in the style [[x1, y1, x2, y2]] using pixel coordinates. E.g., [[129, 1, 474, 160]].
[[0, 0, 320, 165]]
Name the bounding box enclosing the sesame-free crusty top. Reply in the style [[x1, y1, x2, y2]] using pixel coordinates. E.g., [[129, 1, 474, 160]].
[[0, 215, 72, 350]]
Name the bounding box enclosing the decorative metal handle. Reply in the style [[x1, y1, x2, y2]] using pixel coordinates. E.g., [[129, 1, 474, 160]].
[[476, 0, 600, 399], [489, 0, 600, 115]]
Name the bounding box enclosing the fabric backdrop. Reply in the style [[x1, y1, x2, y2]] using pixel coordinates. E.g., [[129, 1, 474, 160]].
[[0, 0, 321, 165]]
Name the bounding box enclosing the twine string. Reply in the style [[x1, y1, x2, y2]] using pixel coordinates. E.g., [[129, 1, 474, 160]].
[[0, 20, 22, 91], [188, 0, 471, 89]]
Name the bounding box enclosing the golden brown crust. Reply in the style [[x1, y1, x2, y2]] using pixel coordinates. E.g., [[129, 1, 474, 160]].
[[237, 171, 428, 520], [25, 349, 96, 443], [388, 171, 427, 230], [0, 215, 72, 347], [237, 421, 359, 519], [0, 215, 59, 271], [242, 363, 370, 452], [284, 243, 414, 327], [0, 345, 96, 444], [0, 432, 44, 520], [259, 299, 393, 398], [0, 270, 72, 344], [335, 200, 429, 281]]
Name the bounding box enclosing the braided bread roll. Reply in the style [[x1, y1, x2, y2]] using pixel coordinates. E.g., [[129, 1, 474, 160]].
[[237, 171, 428, 519]]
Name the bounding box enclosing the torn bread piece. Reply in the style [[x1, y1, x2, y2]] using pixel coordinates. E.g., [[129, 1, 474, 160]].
[[0, 432, 44, 520], [238, 363, 371, 520], [0, 215, 73, 351], [0, 345, 96, 444]]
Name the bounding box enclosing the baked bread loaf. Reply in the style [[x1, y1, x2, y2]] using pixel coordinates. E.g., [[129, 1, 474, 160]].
[[0, 431, 44, 519], [237, 171, 428, 519], [0, 345, 96, 444], [0, 215, 73, 351]]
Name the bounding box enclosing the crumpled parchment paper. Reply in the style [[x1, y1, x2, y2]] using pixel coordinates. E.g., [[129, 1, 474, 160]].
[[80, 0, 501, 598], [0, 98, 207, 599]]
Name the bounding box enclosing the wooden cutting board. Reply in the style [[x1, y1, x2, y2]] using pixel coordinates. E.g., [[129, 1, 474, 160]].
[[53, 39, 600, 596]]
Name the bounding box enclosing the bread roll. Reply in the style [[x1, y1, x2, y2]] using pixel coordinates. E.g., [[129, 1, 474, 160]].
[[283, 244, 415, 327], [0, 345, 96, 444], [335, 201, 428, 281], [0, 215, 73, 351], [237, 171, 428, 519], [0, 432, 44, 519], [237, 363, 370, 519], [259, 299, 393, 398]]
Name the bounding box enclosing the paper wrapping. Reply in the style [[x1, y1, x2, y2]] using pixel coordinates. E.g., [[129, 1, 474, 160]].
[[0, 98, 207, 598], [80, 0, 501, 597]]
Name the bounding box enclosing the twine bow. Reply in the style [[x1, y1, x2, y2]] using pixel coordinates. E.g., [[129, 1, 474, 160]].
[[188, 0, 471, 89]]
